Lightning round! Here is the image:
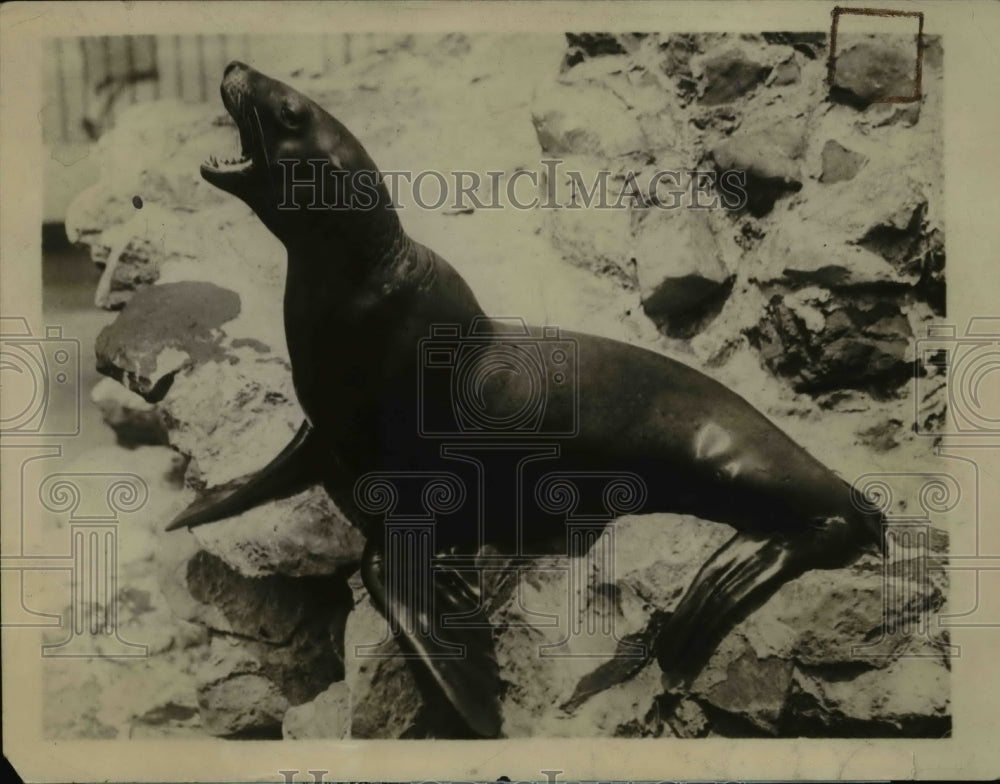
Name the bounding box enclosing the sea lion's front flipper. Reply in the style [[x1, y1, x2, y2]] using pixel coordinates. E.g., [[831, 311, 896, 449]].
[[656, 532, 805, 678], [360, 539, 502, 738], [166, 421, 322, 531]]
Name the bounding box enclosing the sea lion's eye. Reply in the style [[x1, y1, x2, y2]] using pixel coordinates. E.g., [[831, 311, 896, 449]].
[[280, 103, 302, 127]]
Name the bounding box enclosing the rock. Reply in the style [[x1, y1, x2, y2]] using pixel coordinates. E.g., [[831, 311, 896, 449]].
[[710, 130, 803, 216], [95, 282, 241, 402], [831, 40, 920, 108], [770, 57, 801, 87], [154, 352, 300, 490], [187, 485, 365, 577], [63, 101, 242, 295], [788, 657, 949, 736], [634, 209, 733, 336], [679, 528, 949, 736], [698, 49, 771, 105], [542, 198, 637, 288], [913, 227, 945, 315], [856, 187, 928, 269], [492, 516, 734, 738], [819, 139, 867, 184], [344, 593, 424, 738], [86, 201, 250, 311], [91, 377, 169, 447], [797, 169, 929, 273], [282, 682, 351, 739], [856, 418, 904, 452], [129, 701, 203, 739], [747, 292, 913, 397], [761, 32, 827, 60], [564, 33, 628, 68], [697, 650, 795, 733], [863, 101, 921, 128], [753, 219, 909, 289], [658, 35, 699, 104], [157, 523, 355, 723], [157, 525, 234, 632], [43, 552, 209, 661], [245, 602, 350, 706], [342, 514, 949, 737], [198, 674, 288, 738], [659, 34, 698, 79], [182, 549, 329, 644], [195, 634, 296, 737], [532, 82, 648, 158], [749, 167, 939, 333], [664, 696, 710, 737], [91, 221, 164, 309]]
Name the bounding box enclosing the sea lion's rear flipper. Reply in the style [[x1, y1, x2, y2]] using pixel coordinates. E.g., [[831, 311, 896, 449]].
[[360, 539, 502, 738], [166, 421, 322, 531], [656, 532, 807, 678]]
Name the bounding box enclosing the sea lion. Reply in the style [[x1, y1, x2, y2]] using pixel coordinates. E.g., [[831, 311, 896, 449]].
[[168, 62, 884, 738]]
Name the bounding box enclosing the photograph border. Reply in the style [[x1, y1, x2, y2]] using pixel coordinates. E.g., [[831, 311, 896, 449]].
[[3, 1, 1000, 781]]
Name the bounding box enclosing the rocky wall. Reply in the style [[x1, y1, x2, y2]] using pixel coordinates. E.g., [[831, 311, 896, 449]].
[[64, 32, 950, 738]]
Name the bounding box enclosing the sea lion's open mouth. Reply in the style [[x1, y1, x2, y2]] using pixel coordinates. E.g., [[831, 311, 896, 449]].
[[200, 65, 260, 192], [203, 151, 252, 176]]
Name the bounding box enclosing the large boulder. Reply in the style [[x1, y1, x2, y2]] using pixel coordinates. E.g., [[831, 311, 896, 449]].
[[696, 48, 771, 105], [830, 38, 921, 109], [338, 515, 949, 738], [634, 208, 734, 335]]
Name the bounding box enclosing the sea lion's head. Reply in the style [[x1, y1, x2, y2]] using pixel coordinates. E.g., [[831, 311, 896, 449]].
[[202, 62, 396, 253]]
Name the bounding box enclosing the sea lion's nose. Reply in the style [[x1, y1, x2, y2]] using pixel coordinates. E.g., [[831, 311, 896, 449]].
[[224, 60, 248, 78]]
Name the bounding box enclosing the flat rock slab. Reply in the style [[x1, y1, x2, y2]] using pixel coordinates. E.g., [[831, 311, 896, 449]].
[[96, 281, 240, 402]]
